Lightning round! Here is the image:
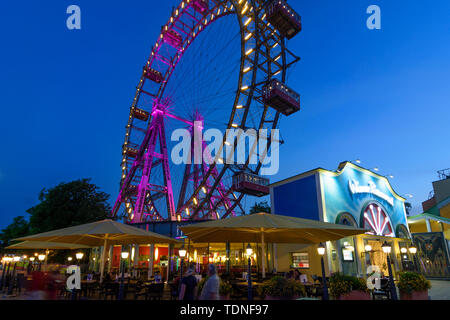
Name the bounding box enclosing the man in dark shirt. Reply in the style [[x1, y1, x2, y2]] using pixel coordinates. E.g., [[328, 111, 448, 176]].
[[178, 266, 198, 300]]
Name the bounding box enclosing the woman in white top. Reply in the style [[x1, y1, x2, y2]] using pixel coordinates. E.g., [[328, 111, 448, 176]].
[[199, 264, 220, 300]]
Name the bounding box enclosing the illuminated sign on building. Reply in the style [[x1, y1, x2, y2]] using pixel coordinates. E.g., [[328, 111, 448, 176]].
[[349, 179, 394, 207], [271, 161, 411, 239]]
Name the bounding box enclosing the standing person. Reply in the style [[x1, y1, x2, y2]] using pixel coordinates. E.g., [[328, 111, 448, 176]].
[[178, 266, 198, 301], [199, 264, 220, 300], [104, 272, 113, 283], [286, 270, 294, 280], [27, 271, 47, 300]]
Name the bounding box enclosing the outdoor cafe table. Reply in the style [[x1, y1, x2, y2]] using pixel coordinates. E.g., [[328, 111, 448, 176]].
[[235, 281, 263, 287], [80, 279, 98, 297], [81, 280, 97, 284]]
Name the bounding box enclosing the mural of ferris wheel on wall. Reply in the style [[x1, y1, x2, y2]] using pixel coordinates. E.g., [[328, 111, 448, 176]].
[[111, 0, 302, 223], [363, 203, 395, 237]]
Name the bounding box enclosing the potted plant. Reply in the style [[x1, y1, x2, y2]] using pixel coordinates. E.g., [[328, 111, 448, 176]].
[[329, 273, 371, 300], [398, 271, 431, 300], [258, 276, 306, 300], [219, 281, 233, 300]]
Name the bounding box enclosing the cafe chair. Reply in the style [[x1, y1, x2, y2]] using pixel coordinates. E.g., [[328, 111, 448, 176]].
[[169, 282, 179, 300], [372, 278, 391, 300], [147, 283, 165, 300], [133, 281, 150, 300], [230, 283, 246, 300], [99, 282, 119, 300]]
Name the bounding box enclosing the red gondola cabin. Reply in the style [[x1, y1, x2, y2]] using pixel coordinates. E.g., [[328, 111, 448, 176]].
[[143, 67, 164, 83], [164, 29, 183, 49], [124, 147, 139, 158], [191, 0, 208, 13], [232, 172, 270, 197], [125, 185, 138, 196], [132, 107, 150, 121], [266, 0, 302, 39], [262, 79, 300, 116]]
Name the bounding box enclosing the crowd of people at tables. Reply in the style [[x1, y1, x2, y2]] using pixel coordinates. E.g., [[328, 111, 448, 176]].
[[2, 260, 319, 300]]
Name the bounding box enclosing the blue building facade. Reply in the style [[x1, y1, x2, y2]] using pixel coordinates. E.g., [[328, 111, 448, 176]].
[[271, 161, 412, 277], [271, 161, 410, 238]]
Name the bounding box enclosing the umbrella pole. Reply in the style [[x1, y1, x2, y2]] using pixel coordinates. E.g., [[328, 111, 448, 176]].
[[133, 245, 139, 278], [167, 243, 173, 282], [242, 243, 245, 276], [226, 242, 230, 274], [148, 244, 154, 280], [100, 238, 108, 282], [261, 229, 266, 279], [188, 239, 191, 263], [273, 244, 278, 273]]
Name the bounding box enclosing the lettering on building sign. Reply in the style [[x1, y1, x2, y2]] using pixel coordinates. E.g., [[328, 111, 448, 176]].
[[349, 180, 394, 206]]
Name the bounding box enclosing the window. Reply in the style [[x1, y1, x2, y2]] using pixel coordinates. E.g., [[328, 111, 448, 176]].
[[291, 252, 309, 269], [336, 212, 358, 227], [342, 248, 354, 262]]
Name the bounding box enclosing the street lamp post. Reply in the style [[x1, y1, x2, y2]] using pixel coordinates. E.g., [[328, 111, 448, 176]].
[[7, 256, 20, 295], [76, 252, 84, 263], [246, 244, 253, 301], [381, 241, 398, 300], [317, 243, 329, 300], [118, 251, 129, 300], [0, 258, 11, 292], [178, 245, 187, 280], [409, 245, 419, 273], [38, 254, 46, 271], [28, 257, 35, 274]]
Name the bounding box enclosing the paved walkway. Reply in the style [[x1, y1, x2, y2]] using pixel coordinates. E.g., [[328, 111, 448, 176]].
[[1, 277, 449, 300], [429, 280, 450, 300]]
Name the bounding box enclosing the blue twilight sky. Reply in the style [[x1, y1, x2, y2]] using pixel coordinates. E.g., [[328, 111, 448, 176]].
[[0, 1, 449, 228]]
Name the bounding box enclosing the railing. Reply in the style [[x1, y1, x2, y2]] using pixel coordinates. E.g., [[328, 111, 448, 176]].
[[437, 168, 450, 181]]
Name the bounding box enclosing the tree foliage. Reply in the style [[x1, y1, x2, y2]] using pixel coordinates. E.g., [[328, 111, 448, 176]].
[[0, 216, 30, 248], [26, 178, 111, 234], [249, 201, 271, 214], [0, 179, 111, 250]]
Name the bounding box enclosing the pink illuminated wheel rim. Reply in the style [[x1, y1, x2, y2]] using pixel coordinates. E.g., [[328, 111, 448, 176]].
[[363, 203, 394, 237], [111, 0, 301, 223]]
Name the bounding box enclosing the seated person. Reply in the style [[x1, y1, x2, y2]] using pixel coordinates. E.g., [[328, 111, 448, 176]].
[[154, 271, 162, 283], [299, 274, 308, 284]]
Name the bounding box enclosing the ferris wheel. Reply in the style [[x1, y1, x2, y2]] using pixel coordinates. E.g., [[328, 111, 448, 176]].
[[111, 0, 302, 223]]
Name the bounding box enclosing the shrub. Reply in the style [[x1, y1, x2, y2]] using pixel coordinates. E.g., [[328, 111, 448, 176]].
[[397, 272, 431, 294], [329, 274, 352, 297], [220, 281, 233, 296], [258, 276, 306, 299]]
